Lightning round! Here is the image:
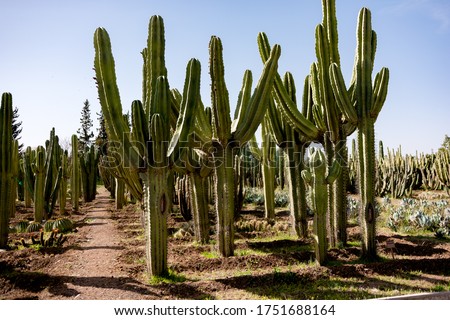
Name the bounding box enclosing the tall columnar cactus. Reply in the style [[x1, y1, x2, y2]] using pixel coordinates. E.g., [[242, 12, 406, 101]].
[[302, 148, 341, 265], [10, 139, 19, 218], [32, 146, 46, 223], [71, 134, 80, 211], [330, 8, 389, 260], [263, 72, 314, 238], [42, 128, 63, 218], [80, 145, 99, 203], [94, 16, 201, 276], [22, 146, 35, 208], [0, 92, 14, 248], [185, 36, 280, 257], [308, 0, 358, 247], [59, 149, 69, 215]]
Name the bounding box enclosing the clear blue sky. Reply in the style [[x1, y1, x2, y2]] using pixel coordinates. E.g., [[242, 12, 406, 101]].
[[0, 0, 449, 155]]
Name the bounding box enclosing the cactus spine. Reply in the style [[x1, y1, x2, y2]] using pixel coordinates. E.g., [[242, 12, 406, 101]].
[[0, 93, 14, 248]]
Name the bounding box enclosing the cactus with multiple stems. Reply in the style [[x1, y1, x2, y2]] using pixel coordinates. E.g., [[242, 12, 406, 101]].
[[184, 36, 280, 257], [329, 8, 389, 259], [80, 145, 99, 203], [302, 148, 341, 265], [0, 93, 14, 248], [94, 16, 202, 275]]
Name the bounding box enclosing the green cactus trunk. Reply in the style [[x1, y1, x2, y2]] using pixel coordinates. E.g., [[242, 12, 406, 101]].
[[285, 141, 308, 238], [261, 121, 275, 222], [0, 93, 14, 248], [33, 146, 46, 223], [80, 145, 98, 203], [214, 144, 236, 257], [71, 135, 80, 211], [59, 150, 69, 215], [141, 168, 169, 276], [190, 173, 210, 244], [333, 140, 348, 245], [115, 177, 125, 210], [358, 119, 377, 260]]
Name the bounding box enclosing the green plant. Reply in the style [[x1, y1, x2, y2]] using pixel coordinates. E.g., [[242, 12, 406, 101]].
[[71, 134, 81, 211], [79, 145, 99, 203], [0, 92, 14, 248], [329, 7, 389, 260], [94, 16, 201, 276], [302, 148, 341, 265]]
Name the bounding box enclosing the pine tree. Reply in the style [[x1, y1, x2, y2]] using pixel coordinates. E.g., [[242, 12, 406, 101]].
[[77, 99, 94, 150], [95, 109, 108, 155], [12, 106, 24, 154]]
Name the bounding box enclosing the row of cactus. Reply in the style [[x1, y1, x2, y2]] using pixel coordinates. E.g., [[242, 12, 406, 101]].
[[93, 13, 280, 275], [347, 141, 450, 199], [257, 0, 389, 261], [22, 128, 63, 222]]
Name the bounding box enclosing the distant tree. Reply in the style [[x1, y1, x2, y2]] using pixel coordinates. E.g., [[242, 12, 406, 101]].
[[12, 106, 24, 154], [442, 135, 450, 151], [95, 109, 108, 155], [77, 99, 94, 150]]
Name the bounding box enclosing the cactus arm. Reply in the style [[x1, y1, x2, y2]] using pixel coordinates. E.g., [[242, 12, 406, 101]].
[[145, 15, 167, 118], [232, 45, 280, 143], [257, 33, 321, 140], [167, 59, 202, 157], [370, 67, 389, 119], [232, 70, 252, 123], [248, 135, 262, 162], [315, 24, 340, 141], [94, 28, 142, 169], [329, 63, 358, 124], [209, 36, 232, 144]]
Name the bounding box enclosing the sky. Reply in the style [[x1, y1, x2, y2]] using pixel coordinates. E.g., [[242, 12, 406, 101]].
[[0, 0, 449, 155]]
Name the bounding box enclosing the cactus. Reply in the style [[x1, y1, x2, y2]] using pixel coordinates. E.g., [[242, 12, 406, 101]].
[[262, 72, 314, 238], [94, 16, 201, 276], [308, 0, 358, 247], [32, 146, 46, 222], [71, 134, 80, 211], [115, 177, 125, 209], [189, 36, 280, 257], [22, 146, 35, 208], [435, 148, 450, 195], [329, 7, 389, 260], [80, 145, 99, 202], [302, 148, 341, 265], [43, 128, 63, 218], [0, 92, 14, 248], [59, 149, 69, 215]]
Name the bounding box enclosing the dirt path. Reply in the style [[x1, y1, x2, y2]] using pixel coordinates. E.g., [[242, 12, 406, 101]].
[[37, 187, 153, 300]]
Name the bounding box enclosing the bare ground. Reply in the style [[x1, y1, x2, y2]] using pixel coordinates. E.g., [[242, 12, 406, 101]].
[[1, 187, 450, 300]]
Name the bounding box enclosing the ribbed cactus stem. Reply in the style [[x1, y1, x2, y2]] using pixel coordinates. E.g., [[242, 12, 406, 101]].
[[261, 118, 276, 222], [302, 148, 341, 265], [59, 150, 69, 215], [0, 92, 14, 248], [33, 146, 46, 223], [115, 177, 125, 209], [71, 134, 80, 211], [214, 143, 236, 257], [190, 173, 210, 244]]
